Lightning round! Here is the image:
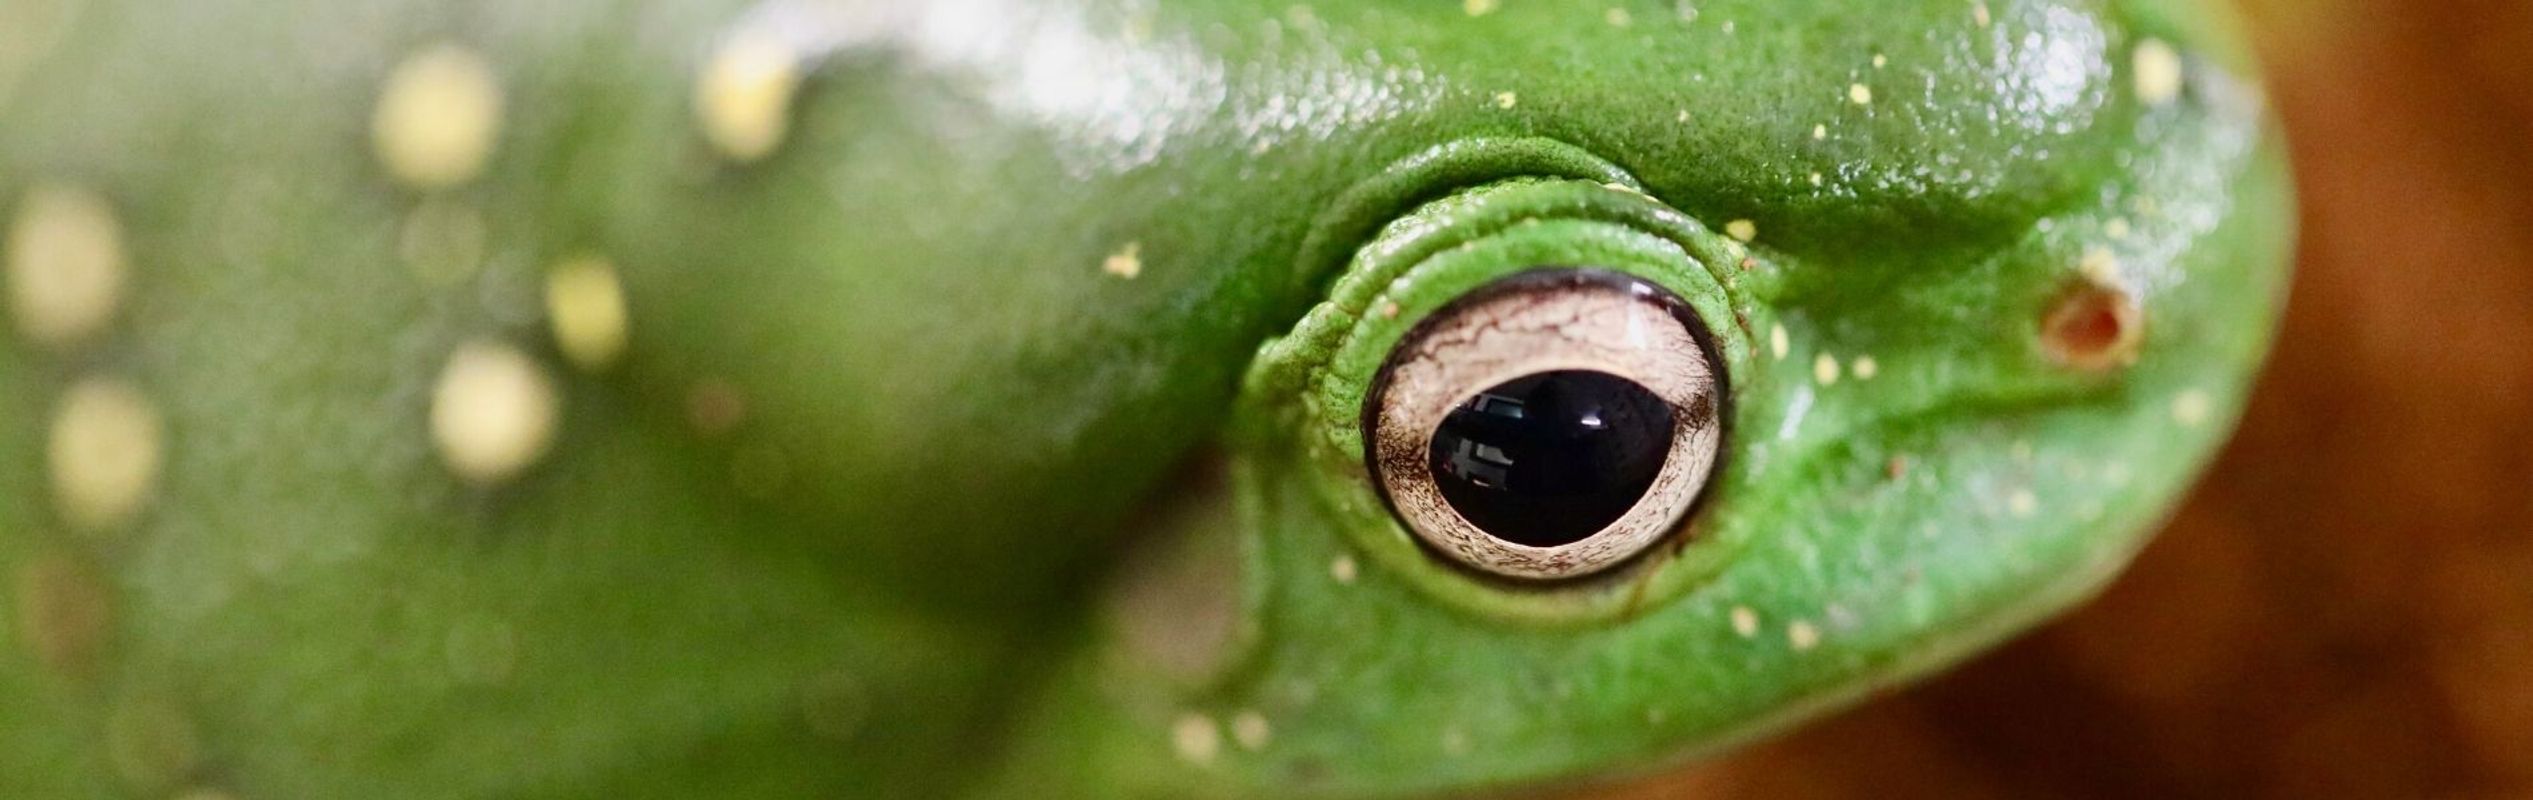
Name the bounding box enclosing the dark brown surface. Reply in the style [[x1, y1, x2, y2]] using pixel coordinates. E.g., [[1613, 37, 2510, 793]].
[[1589, 3, 2533, 797]]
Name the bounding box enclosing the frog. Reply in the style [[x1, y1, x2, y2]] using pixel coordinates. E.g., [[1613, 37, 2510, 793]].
[[0, 0, 2291, 797]]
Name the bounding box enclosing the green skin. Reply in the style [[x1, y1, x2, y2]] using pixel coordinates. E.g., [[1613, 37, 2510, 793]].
[[0, 0, 2290, 798]]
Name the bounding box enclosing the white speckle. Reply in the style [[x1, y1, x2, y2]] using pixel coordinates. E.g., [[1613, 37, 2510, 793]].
[[1493, 91, 1518, 110], [1787, 620, 1821, 651], [1730, 606, 1759, 637], [6, 183, 126, 348], [1329, 554, 1358, 585], [1813, 353, 1841, 386], [1769, 324, 1790, 361], [1230, 710, 1272, 750], [49, 376, 162, 534], [2171, 389, 2213, 428], [1851, 356, 1879, 381], [1463, 0, 1498, 15], [545, 256, 629, 372], [1847, 83, 1873, 105], [1102, 242, 1143, 279], [1172, 714, 1221, 765], [1723, 219, 1757, 243], [697, 30, 804, 164], [2008, 489, 2039, 518], [430, 340, 560, 485], [2133, 39, 2185, 107], [373, 44, 504, 190]]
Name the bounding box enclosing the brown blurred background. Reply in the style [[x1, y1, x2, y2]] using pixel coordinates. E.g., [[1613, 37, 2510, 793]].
[[1593, 1, 2533, 797]]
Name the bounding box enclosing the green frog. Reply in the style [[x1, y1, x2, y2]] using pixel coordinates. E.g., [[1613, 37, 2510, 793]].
[[0, 0, 2290, 797]]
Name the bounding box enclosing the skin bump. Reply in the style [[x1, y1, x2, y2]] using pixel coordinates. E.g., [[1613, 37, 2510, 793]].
[[372, 44, 504, 191], [48, 376, 164, 534], [430, 340, 560, 485], [697, 30, 805, 164], [6, 183, 128, 348]]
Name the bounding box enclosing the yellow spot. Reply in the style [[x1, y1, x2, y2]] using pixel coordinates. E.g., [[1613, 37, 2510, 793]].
[[1809, 172, 1824, 187], [1813, 352, 1841, 386], [698, 30, 805, 164], [1812, 123, 1828, 140], [1102, 241, 1143, 279], [6, 183, 126, 348], [1172, 714, 1221, 765], [1493, 91, 1518, 109], [1730, 606, 1759, 638], [1723, 219, 1757, 243], [1379, 301, 1401, 319], [1852, 355, 1879, 380], [2133, 39, 2185, 107], [1787, 620, 1821, 651], [1676, 109, 1691, 124], [545, 255, 630, 372], [1847, 83, 1873, 105], [1873, 53, 1888, 69], [1463, 0, 1498, 16], [1769, 323, 1790, 361], [2080, 246, 2121, 283], [430, 340, 560, 485], [1329, 554, 1358, 585], [2105, 217, 2133, 240], [49, 376, 162, 534], [1605, 7, 1633, 26], [13, 553, 110, 679], [2171, 389, 2213, 428], [1231, 710, 1272, 750], [2008, 488, 2040, 518], [373, 44, 504, 190], [1971, 1, 1992, 28]]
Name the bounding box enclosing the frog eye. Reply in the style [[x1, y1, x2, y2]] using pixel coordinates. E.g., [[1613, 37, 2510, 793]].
[[1364, 269, 1725, 581]]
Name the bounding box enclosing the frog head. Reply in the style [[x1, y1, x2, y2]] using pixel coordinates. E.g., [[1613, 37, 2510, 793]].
[[0, 0, 2286, 797]]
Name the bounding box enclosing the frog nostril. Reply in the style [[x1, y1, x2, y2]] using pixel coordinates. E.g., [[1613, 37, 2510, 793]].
[[2041, 280, 2143, 372]]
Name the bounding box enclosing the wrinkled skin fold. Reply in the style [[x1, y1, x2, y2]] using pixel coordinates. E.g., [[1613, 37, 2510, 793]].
[[0, 0, 2288, 798]]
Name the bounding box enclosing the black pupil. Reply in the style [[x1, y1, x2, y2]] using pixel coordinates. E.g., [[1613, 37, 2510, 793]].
[[1427, 370, 1676, 547]]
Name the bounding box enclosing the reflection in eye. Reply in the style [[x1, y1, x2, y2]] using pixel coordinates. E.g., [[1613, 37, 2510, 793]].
[[1366, 269, 1725, 581], [1430, 371, 1674, 548]]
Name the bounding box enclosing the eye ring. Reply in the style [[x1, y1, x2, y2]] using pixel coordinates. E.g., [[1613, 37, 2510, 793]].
[[1363, 268, 1726, 581]]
